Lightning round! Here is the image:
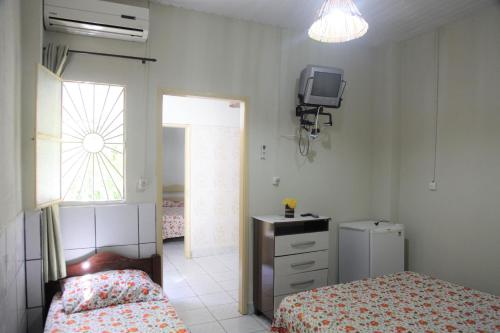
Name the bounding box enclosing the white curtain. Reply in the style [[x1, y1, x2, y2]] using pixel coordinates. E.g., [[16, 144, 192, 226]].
[[43, 43, 69, 76]]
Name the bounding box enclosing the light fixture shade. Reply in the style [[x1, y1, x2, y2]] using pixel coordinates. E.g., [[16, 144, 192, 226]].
[[308, 0, 369, 43]]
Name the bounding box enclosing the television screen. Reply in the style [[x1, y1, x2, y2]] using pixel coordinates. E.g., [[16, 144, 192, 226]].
[[311, 72, 342, 98]]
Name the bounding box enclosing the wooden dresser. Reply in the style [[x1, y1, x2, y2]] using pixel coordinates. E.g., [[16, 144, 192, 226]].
[[253, 215, 330, 320]]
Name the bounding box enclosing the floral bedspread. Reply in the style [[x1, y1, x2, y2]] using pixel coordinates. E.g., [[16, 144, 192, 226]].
[[272, 271, 499, 333], [162, 207, 184, 239], [45, 293, 188, 333]]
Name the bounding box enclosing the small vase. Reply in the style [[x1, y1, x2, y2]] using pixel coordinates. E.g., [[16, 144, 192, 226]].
[[285, 205, 295, 218]]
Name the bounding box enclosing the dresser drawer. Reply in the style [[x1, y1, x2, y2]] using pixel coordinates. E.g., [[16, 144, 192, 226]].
[[274, 269, 328, 296], [274, 250, 328, 276], [275, 231, 329, 256]]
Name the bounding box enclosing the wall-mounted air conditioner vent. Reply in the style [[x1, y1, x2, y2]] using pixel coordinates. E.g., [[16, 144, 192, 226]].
[[44, 0, 149, 42]]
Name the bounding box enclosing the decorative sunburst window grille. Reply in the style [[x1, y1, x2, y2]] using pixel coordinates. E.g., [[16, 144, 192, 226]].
[[61, 81, 125, 201]]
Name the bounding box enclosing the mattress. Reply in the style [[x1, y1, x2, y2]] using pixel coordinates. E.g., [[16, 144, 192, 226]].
[[44, 293, 188, 333], [272, 271, 499, 333]]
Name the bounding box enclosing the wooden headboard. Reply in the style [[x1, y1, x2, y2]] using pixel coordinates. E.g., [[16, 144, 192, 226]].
[[44, 252, 161, 317]]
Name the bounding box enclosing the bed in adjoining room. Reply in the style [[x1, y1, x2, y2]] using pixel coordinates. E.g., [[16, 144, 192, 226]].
[[271, 271, 499, 333], [43, 252, 188, 333], [162, 184, 185, 240]]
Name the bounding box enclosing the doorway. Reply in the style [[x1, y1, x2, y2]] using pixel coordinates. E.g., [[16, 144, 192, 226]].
[[157, 92, 248, 315]]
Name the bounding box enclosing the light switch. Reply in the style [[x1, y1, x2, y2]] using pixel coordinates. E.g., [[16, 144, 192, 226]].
[[428, 181, 437, 191], [272, 176, 280, 186]]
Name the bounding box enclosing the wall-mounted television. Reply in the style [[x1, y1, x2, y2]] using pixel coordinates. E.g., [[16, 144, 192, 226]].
[[298, 65, 345, 108]]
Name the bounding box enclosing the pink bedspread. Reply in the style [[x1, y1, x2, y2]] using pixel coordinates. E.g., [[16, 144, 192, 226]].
[[272, 271, 499, 333]]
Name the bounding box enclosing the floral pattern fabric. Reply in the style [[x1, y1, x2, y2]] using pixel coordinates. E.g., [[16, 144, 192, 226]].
[[163, 199, 184, 208], [45, 293, 188, 333], [162, 207, 184, 239], [62, 270, 164, 314], [272, 271, 500, 333]]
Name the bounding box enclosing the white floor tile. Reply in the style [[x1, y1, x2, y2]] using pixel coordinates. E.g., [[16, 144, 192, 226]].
[[209, 270, 238, 282], [164, 285, 196, 300], [199, 291, 234, 307], [170, 296, 205, 312], [188, 321, 226, 333], [218, 278, 238, 291], [177, 307, 216, 326], [227, 288, 239, 301], [189, 278, 224, 295], [252, 314, 272, 329], [207, 303, 242, 321], [219, 316, 265, 333]]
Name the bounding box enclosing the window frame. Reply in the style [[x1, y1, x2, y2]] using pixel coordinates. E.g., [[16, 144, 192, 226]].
[[60, 79, 127, 205]]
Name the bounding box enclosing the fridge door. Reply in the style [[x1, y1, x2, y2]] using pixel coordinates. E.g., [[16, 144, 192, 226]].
[[339, 228, 369, 283], [370, 229, 405, 278]]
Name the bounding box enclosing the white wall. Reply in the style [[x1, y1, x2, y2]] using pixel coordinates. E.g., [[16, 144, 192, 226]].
[[42, 3, 378, 300], [0, 0, 27, 331], [275, 30, 377, 281], [163, 128, 185, 186], [370, 44, 401, 223], [164, 95, 242, 256], [396, 6, 500, 295]]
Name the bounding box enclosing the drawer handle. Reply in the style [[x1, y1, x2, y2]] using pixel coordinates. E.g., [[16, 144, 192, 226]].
[[291, 241, 316, 248], [291, 260, 316, 268], [290, 279, 315, 287]]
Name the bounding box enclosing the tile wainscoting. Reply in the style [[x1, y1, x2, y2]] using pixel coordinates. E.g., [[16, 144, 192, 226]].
[[0, 212, 26, 333], [24, 203, 157, 333]]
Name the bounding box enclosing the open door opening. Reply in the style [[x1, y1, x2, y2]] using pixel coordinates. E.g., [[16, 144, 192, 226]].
[[158, 92, 248, 315]]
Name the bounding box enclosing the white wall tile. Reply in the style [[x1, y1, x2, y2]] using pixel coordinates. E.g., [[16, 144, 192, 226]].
[[27, 307, 43, 333], [25, 211, 41, 260], [16, 262, 26, 329], [139, 203, 156, 243], [97, 245, 139, 258], [139, 243, 157, 258], [16, 212, 25, 272], [26, 260, 42, 308], [0, 227, 6, 294], [6, 220, 17, 281], [60, 206, 95, 249], [96, 205, 138, 247], [64, 248, 96, 263], [5, 279, 18, 333]]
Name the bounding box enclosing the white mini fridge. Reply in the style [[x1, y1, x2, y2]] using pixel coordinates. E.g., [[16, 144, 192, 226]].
[[339, 221, 404, 283]]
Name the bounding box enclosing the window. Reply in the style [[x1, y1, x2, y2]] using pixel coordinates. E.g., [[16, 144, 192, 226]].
[[61, 81, 125, 201]]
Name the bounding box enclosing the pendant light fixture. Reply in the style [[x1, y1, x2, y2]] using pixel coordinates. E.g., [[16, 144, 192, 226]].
[[308, 0, 369, 43]]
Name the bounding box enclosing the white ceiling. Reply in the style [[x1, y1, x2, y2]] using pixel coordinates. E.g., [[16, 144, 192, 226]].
[[151, 0, 497, 45]]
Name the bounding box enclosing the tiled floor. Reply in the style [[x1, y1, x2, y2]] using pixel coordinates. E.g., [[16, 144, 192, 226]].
[[163, 239, 271, 332]]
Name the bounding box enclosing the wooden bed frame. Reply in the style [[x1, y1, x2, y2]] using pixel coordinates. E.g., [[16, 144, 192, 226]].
[[43, 252, 161, 318]]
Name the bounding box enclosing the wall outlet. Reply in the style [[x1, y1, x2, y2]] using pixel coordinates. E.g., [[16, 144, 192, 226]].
[[272, 176, 280, 186], [428, 181, 437, 191]]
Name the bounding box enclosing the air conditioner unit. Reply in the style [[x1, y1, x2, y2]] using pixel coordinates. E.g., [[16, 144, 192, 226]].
[[44, 0, 149, 42]]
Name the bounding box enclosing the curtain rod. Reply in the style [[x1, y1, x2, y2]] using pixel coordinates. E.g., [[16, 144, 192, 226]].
[[67, 49, 157, 63]]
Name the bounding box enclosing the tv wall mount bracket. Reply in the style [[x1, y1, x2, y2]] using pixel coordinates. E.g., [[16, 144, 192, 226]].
[[296, 102, 340, 136]]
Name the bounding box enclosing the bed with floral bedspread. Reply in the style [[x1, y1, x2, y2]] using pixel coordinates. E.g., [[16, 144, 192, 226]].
[[45, 292, 188, 333], [162, 198, 184, 239], [272, 271, 499, 333]]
